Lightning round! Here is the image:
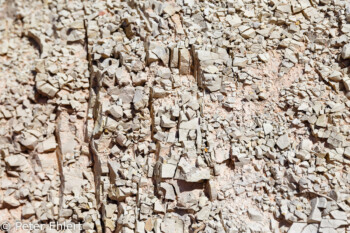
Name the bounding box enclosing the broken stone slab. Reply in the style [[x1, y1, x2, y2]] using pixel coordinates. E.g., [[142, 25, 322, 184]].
[[194, 50, 224, 89], [35, 153, 58, 172], [328, 70, 343, 82], [105, 203, 117, 218], [241, 28, 256, 39], [316, 115, 328, 127], [57, 131, 76, 156], [69, 20, 84, 29], [170, 47, 179, 68], [233, 57, 248, 68], [301, 224, 318, 233], [343, 147, 350, 159], [300, 139, 313, 152], [22, 204, 36, 218], [108, 105, 123, 119], [196, 205, 211, 221], [248, 208, 263, 221], [67, 29, 85, 42], [133, 89, 148, 110], [19, 132, 39, 150], [329, 210, 347, 220], [161, 116, 177, 128], [2, 196, 20, 208], [38, 136, 57, 153], [288, 223, 307, 233], [159, 182, 176, 200], [343, 78, 350, 92], [341, 43, 350, 59], [63, 169, 84, 194], [185, 167, 211, 182], [206, 180, 217, 201], [202, 73, 221, 92], [115, 67, 131, 86], [214, 148, 230, 163], [161, 216, 184, 233], [154, 200, 165, 213], [146, 41, 169, 66], [157, 67, 172, 79], [320, 219, 347, 228], [35, 73, 59, 98], [226, 14, 242, 27], [104, 219, 116, 232], [258, 53, 270, 63], [5, 154, 27, 167], [136, 221, 145, 233], [36, 81, 59, 98], [108, 160, 119, 183], [60, 209, 73, 218], [109, 86, 135, 104], [276, 134, 290, 150], [116, 134, 128, 147], [160, 163, 177, 178], [318, 228, 337, 233], [179, 118, 199, 130], [202, 65, 219, 74], [144, 218, 154, 232], [179, 49, 191, 75], [163, 2, 181, 16], [177, 157, 192, 174], [152, 87, 170, 98], [0, 39, 8, 55], [177, 191, 198, 210], [108, 186, 134, 201], [104, 116, 118, 132], [318, 198, 327, 209], [132, 72, 148, 86], [27, 29, 50, 58], [195, 51, 222, 65], [309, 198, 322, 223], [327, 132, 344, 148], [263, 123, 273, 135]]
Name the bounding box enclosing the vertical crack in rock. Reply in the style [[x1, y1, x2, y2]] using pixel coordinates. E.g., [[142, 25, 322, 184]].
[[55, 112, 66, 219], [83, 7, 106, 232]]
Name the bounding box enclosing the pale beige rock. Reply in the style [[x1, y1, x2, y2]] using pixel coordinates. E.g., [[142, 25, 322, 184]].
[[276, 134, 290, 150], [179, 49, 191, 75], [19, 132, 38, 150], [39, 136, 57, 152], [3, 196, 20, 208], [341, 43, 350, 59], [5, 155, 27, 167]]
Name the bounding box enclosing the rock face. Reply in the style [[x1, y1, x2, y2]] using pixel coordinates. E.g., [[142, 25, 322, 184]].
[[1, 0, 350, 233]]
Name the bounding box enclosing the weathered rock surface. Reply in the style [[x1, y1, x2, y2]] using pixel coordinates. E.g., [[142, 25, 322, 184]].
[[1, 0, 350, 232]]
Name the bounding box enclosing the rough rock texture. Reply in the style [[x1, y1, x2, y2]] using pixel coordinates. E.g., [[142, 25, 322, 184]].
[[1, 0, 350, 233]]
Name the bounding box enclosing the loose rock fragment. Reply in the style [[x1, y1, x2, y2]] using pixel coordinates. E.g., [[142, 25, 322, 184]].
[[276, 134, 290, 150], [341, 43, 350, 59]]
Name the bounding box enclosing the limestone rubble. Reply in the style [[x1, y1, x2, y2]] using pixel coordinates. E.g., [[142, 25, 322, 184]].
[[1, 0, 350, 233]]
